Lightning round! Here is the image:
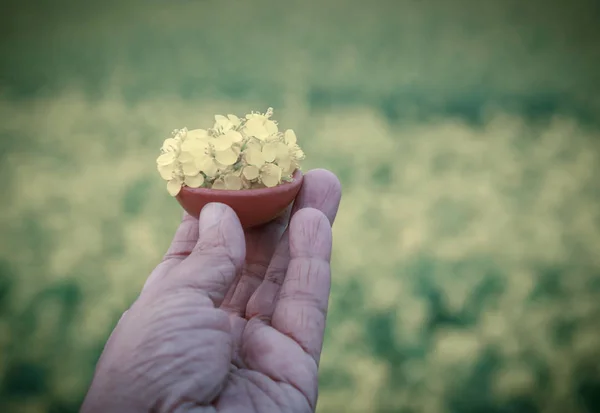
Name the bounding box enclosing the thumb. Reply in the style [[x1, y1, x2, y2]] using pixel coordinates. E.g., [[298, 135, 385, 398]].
[[156, 202, 246, 307]]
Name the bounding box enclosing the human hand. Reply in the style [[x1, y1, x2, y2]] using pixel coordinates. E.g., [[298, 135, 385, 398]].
[[81, 169, 342, 413]]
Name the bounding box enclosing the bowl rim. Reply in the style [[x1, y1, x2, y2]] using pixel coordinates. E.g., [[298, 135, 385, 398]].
[[178, 169, 303, 197]]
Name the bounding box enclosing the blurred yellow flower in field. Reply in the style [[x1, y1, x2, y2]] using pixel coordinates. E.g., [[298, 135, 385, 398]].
[[156, 108, 304, 194]]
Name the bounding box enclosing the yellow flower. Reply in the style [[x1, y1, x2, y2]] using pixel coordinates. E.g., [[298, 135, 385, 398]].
[[214, 146, 240, 166], [242, 165, 260, 180], [283, 129, 305, 167], [260, 163, 283, 188], [157, 132, 184, 169], [186, 128, 208, 140], [156, 107, 305, 193], [184, 173, 205, 188], [166, 176, 184, 196], [243, 141, 267, 167], [262, 141, 292, 174], [160, 138, 180, 153], [211, 171, 243, 190], [156, 151, 177, 176], [214, 114, 241, 132], [243, 108, 278, 141], [211, 130, 242, 150], [244, 118, 278, 141], [223, 174, 243, 190], [157, 157, 183, 196], [157, 132, 185, 196], [179, 135, 218, 177], [180, 136, 208, 158], [205, 130, 242, 167]]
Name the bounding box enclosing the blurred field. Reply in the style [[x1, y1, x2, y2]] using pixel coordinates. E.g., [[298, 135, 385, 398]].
[[1, 0, 600, 412]]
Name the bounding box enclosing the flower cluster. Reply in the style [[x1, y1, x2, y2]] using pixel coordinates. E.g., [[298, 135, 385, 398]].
[[156, 108, 305, 196]]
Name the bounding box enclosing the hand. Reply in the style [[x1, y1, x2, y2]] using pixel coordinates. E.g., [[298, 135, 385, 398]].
[[81, 169, 342, 413]]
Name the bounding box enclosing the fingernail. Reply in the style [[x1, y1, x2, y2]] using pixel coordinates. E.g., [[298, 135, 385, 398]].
[[199, 203, 227, 230]]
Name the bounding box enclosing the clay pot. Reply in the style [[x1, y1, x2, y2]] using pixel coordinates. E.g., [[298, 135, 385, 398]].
[[176, 169, 304, 229]]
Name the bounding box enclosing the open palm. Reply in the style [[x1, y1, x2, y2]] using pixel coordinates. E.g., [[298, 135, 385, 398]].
[[81, 169, 342, 413]]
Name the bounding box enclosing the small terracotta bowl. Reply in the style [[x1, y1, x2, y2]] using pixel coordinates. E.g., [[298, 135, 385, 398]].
[[176, 169, 304, 229]]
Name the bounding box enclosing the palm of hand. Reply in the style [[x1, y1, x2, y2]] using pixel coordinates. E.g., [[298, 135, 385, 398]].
[[82, 170, 341, 413]]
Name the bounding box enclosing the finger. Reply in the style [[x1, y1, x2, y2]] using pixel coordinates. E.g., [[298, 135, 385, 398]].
[[142, 212, 200, 293], [246, 169, 341, 320], [270, 208, 333, 364], [220, 205, 292, 315], [225, 169, 341, 316], [144, 203, 246, 307]]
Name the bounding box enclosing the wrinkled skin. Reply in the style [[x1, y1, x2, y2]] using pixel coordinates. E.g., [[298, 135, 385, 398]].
[[81, 169, 342, 413]]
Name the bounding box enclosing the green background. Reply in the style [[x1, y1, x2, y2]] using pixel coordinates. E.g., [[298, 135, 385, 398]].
[[1, 0, 600, 412]]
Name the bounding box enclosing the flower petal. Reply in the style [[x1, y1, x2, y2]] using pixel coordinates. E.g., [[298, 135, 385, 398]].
[[181, 139, 209, 153], [224, 130, 243, 143], [244, 118, 269, 140], [211, 134, 235, 151], [184, 173, 205, 188], [214, 115, 234, 131], [261, 164, 282, 188], [211, 178, 226, 190], [178, 151, 195, 163], [245, 113, 265, 121], [245, 139, 262, 151], [197, 157, 219, 177], [227, 114, 241, 127], [284, 129, 297, 146], [215, 161, 231, 171], [182, 160, 201, 176], [275, 142, 290, 159], [161, 138, 180, 152], [186, 129, 209, 140], [191, 150, 211, 164], [245, 146, 265, 167], [215, 148, 239, 166], [265, 120, 278, 135], [224, 174, 243, 190], [242, 165, 260, 180], [167, 178, 182, 196], [157, 152, 176, 166], [157, 164, 174, 180], [261, 175, 279, 188], [212, 140, 231, 152], [277, 157, 292, 175], [262, 142, 278, 163]]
